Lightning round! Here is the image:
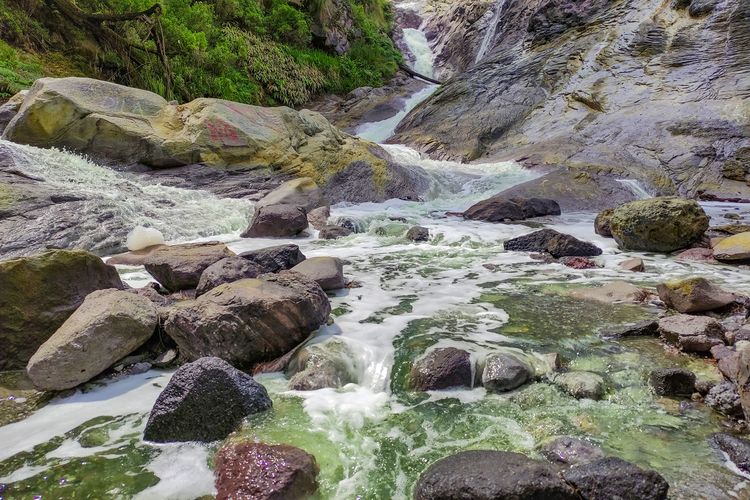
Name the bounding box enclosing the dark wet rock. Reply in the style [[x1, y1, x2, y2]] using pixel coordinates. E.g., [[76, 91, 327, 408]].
[[594, 208, 614, 237], [410, 348, 473, 391], [164, 272, 330, 369], [241, 204, 308, 238], [705, 382, 743, 417], [414, 450, 577, 500], [482, 353, 533, 393], [239, 244, 306, 273], [609, 198, 709, 252], [656, 277, 736, 313], [710, 433, 750, 473], [562, 457, 669, 500], [318, 225, 352, 240], [552, 371, 605, 400], [291, 256, 345, 291], [307, 206, 330, 230], [600, 320, 659, 339], [649, 368, 696, 397], [464, 196, 560, 222], [540, 436, 605, 465], [143, 357, 272, 443], [559, 256, 598, 269], [0, 249, 123, 371], [618, 257, 645, 272], [214, 441, 319, 500], [505, 229, 602, 258], [406, 225, 430, 242], [26, 289, 157, 391], [143, 242, 234, 292], [195, 256, 262, 297], [255, 177, 327, 212], [286, 339, 354, 391], [658, 314, 725, 353]]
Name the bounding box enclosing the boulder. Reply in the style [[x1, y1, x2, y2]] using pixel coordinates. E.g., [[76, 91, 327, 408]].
[[505, 229, 602, 257], [710, 434, 750, 474], [658, 314, 724, 353], [705, 382, 743, 417], [648, 368, 696, 397], [414, 450, 577, 499], [256, 177, 327, 212], [562, 457, 669, 500], [318, 225, 352, 240], [286, 339, 355, 390], [675, 247, 717, 264], [143, 357, 272, 443], [618, 257, 645, 272], [239, 244, 306, 273], [463, 196, 561, 222], [107, 244, 167, 266], [736, 341, 750, 421], [307, 206, 330, 230], [241, 204, 309, 238], [0, 90, 26, 134], [481, 353, 533, 393], [195, 256, 262, 297], [600, 320, 658, 339], [410, 348, 473, 391], [406, 225, 430, 242], [26, 289, 157, 391], [551, 371, 605, 400], [143, 242, 234, 292], [609, 198, 709, 252], [713, 232, 750, 262], [290, 256, 345, 291], [214, 442, 319, 500], [656, 277, 735, 313], [570, 281, 647, 304], [594, 208, 614, 237], [164, 272, 330, 368], [0, 249, 123, 370], [539, 437, 605, 465]]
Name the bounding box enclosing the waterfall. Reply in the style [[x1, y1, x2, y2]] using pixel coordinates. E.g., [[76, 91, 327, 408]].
[[616, 178, 652, 199], [474, 0, 508, 63], [402, 27, 436, 78]]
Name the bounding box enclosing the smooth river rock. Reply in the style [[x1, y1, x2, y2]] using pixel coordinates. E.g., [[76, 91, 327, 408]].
[[195, 256, 262, 297], [463, 196, 560, 222], [552, 371, 605, 400], [658, 314, 724, 353], [143, 357, 272, 443], [0, 249, 123, 371], [291, 256, 345, 291], [26, 289, 157, 391], [410, 347, 473, 391], [241, 204, 309, 238], [562, 457, 669, 500], [482, 353, 533, 393], [239, 244, 306, 273], [143, 242, 234, 292], [713, 232, 750, 262], [656, 277, 736, 313]]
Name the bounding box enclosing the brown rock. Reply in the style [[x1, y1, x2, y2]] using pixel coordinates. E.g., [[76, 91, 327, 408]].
[[570, 281, 649, 304], [594, 208, 614, 237], [410, 348, 473, 391], [307, 206, 330, 230], [242, 204, 309, 238], [143, 242, 234, 292], [675, 248, 717, 263], [618, 257, 645, 272], [658, 314, 725, 353], [656, 277, 735, 313], [107, 244, 168, 266]]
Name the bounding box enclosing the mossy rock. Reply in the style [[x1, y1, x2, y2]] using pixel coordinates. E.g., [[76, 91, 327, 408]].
[[0, 249, 123, 370], [609, 197, 709, 252]]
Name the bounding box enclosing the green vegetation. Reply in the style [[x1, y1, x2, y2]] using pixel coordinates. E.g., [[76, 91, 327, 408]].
[[0, 0, 401, 104]]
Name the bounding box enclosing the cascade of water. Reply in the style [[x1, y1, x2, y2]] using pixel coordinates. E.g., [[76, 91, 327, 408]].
[[402, 28, 436, 78], [616, 178, 652, 199], [474, 0, 508, 64]]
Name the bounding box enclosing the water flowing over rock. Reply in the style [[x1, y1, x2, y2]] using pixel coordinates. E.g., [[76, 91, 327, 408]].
[[164, 272, 330, 369], [214, 442, 319, 500], [143, 242, 235, 292], [393, 0, 750, 201], [415, 450, 578, 499], [0, 249, 123, 370], [540, 437, 605, 466], [464, 196, 560, 222], [410, 347, 473, 391], [241, 204, 309, 238], [481, 353, 532, 392], [710, 434, 750, 474], [656, 277, 736, 313], [609, 198, 709, 252], [195, 256, 263, 297], [290, 256, 346, 291], [286, 339, 355, 390], [551, 371, 605, 400], [256, 177, 327, 212], [658, 314, 725, 353], [562, 457, 669, 500], [26, 289, 157, 391], [143, 357, 272, 443], [318, 225, 353, 240], [239, 244, 306, 273], [406, 225, 429, 242], [505, 229, 602, 257]]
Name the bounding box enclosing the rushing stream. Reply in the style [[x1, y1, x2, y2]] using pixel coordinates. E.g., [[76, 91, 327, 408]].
[[2, 13, 750, 500]]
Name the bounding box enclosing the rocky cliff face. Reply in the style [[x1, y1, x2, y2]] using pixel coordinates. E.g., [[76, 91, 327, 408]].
[[393, 0, 750, 199]]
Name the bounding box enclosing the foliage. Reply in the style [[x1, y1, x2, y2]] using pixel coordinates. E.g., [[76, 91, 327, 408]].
[[0, 0, 402, 105], [0, 40, 43, 97]]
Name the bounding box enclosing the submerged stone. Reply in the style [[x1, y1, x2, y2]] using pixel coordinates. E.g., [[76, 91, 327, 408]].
[[539, 436, 605, 465], [648, 368, 696, 397], [552, 371, 605, 400], [482, 353, 533, 393]]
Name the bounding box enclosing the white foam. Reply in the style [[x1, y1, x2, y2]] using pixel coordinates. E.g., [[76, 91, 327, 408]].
[[126, 226, 165, 251]]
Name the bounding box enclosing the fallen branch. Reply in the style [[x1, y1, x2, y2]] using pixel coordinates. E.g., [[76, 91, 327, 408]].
[[398, 63, 443, 85]]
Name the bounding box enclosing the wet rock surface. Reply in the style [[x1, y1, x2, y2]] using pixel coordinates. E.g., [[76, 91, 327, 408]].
[[505, 229, 602, 257], [649, 368, 696, 397], [239, 244, 306, 273], [291, 256, 346, 291], [551, 371, 605, 400], [482, 353, 533, 393], [241, 204, 309, 238], [463, 196, 560, 222], [195, 256, 262, 297], [562, 457, 669, 500], [540, 436, 605, 466], [410, 347, 473, 391], [144, 357, 272, 443], [318, 225, 353, 240], [143, 242, 234, 292]]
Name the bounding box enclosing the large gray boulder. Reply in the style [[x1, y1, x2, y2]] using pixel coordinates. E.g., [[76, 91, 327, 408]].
[[0, 249, 123, 370], [195, 256, 262, 297], [291, 256, 345, 291], [241, 204, 309, 238], [609, 198, 709, 252], [143, 357, 272, 443], [164, 272, 330, 369], [26, 289, 157, 390], [415, 451, 577, 499], [143, 242, 234, 292]]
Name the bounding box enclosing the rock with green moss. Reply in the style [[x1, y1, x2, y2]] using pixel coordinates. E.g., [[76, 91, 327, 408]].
[[286, 339, 355, 390], [656, 277, 736, 313], [713, 232, 750, 262], [609, 197, 709, 252], [0, 249, 123, 370], [551, 371, 605, 400]]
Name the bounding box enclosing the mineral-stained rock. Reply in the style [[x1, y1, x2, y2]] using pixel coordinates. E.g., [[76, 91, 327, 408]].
[[713, 232, 750, 262]]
